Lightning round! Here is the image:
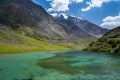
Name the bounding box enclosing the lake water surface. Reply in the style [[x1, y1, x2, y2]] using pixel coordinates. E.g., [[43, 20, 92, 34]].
[[0, 51, 120, 80]]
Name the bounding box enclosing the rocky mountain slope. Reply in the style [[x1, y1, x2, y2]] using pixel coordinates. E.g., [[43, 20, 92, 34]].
[[0, 0, 108, 41], [0, 23, 74, 54], [85, 26, 120, 54], [0, 0, 69, 40], [52, 13, 108, 38]]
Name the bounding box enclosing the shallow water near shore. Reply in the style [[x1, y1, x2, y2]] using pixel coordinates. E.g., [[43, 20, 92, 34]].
[[0, 51, 120, 80]]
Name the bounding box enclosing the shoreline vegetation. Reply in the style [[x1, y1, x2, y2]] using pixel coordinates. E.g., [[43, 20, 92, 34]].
[[0, 27, 71, 54], [0, 40, 93, 54], [0, 28, 95, 54], [0, 44, 73, 54], [0, 42, 89, 54], [85, 26, 120, 55]]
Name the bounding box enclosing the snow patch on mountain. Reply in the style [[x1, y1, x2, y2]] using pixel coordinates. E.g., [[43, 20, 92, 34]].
[[51, 13, 83, 20]]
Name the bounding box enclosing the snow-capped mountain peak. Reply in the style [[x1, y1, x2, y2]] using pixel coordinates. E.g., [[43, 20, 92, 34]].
[[51, 13, 83, 20], [51, 13, 68, 19], [69, 15, 83, 21], [53, 13, 108, 38]]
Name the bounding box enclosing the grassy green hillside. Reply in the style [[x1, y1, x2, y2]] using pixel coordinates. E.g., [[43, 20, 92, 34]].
[[0, 27, 95, 54], [0, 29, 95, 54], [85, 26, 120, 54], [0, 27, 74, 54]]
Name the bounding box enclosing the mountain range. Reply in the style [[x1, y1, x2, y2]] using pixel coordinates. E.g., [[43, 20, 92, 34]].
[[52, 13, 108, 39], [0, 0, 111, 53], [0, 0, 108, 40]]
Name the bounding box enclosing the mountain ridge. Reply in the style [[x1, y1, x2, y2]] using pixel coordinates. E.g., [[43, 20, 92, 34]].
[[85, 26, 120, 54], [52, 13, 108, 38], [0, 0, 70, 40], [0, 0, 108, 40]]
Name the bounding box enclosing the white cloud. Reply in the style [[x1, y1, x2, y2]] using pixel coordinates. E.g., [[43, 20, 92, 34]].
[[81, 0, 118, 11], [47, 0, 70, 12], [100, 12, 120, 29], [47, 0, 83, 12]]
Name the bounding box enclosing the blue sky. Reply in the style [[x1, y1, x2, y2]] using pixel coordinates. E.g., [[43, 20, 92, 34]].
[[32, 0, 120, 29]]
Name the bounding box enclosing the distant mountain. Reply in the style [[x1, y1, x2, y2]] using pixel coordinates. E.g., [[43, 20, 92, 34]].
[[0, 0, 70, 40], [52, 13, 108, 38], [85, 26, 120, 54]]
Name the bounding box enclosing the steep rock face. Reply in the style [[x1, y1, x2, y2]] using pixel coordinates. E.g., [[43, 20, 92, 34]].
[[85, 26, 120, 54], [0, 0, 69, 40], [53, 14, 108, 38]]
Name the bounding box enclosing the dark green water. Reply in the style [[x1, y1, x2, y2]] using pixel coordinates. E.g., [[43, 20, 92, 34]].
[[0, 51, 120, 80]]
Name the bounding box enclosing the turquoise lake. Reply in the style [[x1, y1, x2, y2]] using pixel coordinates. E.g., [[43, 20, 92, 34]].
[[0, 51, 120, 80]]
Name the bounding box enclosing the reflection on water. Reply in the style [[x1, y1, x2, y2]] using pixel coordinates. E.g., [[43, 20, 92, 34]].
[[0, 51, 120, 80]]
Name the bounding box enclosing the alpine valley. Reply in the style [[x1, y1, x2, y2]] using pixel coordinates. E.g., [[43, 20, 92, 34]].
[[0, 0, 109, 53], [0, 0, 120, 80]]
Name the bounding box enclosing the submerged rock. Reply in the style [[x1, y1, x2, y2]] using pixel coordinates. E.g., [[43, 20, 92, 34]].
[[0, 68, 3, 71]]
